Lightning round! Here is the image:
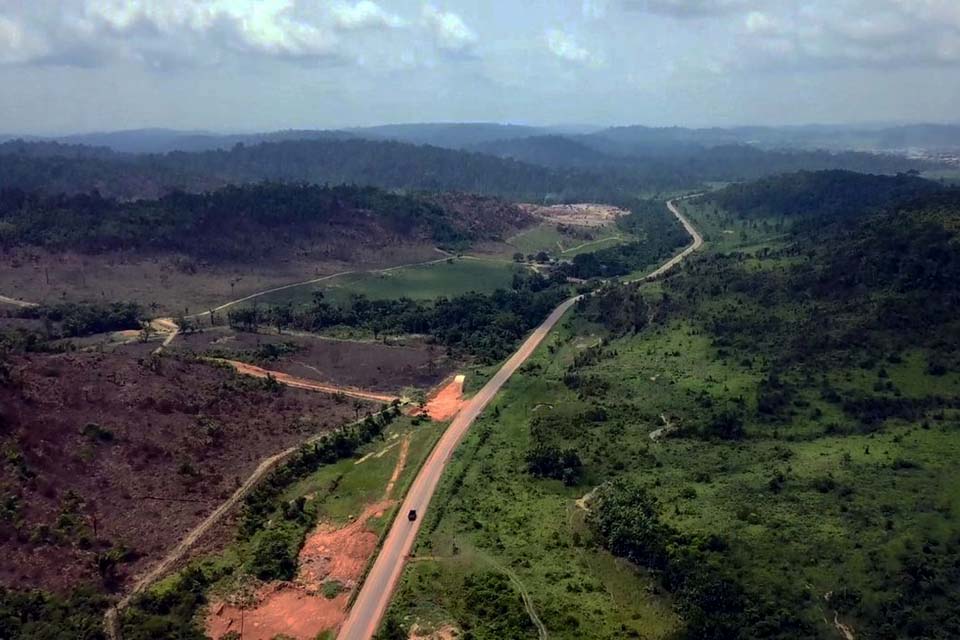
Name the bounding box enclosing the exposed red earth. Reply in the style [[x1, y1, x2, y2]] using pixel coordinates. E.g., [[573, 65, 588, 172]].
[[412, 375, 467, 422], [0, 351, 364, 593]]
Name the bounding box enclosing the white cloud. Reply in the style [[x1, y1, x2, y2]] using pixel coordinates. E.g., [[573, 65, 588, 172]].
[[582, 0, 609, 20], [0, 1, 396, 68], [330, 1, 406, 30], [421, 4, 477, 52], [545, 29, 602, 65], [734, 1, 960, 69], [623, 0, 753, 18], [0, 16, 50, 65]]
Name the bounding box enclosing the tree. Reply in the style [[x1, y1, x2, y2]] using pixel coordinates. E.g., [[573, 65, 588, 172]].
[[703, 411, 745, 440], [375, 614, 406, 640]]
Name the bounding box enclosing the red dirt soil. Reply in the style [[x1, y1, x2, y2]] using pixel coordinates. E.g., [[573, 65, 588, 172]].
[[0, 351, 366, 594], [216, 359, 399, 404], [414, 375, 467, 421], [205, 503, 390, 640], [177, 328, 454, 393]]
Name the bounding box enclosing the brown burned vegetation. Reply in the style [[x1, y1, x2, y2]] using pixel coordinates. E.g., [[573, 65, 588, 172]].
[[0, 349, 366, 595]]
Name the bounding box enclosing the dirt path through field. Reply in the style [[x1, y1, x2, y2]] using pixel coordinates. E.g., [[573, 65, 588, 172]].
[[206, 426, 414, 639], [103, 393, 405, 640], [561, 235, 624, 254], [205, 501, 389, 640], [185, 254, 454, 322], [0, 294, 38, 308], [213, 358, 400, 404], [385, 437, 411, 498]]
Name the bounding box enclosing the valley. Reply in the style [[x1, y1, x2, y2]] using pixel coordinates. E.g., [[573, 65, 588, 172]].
[[1, 127, 958, 640]]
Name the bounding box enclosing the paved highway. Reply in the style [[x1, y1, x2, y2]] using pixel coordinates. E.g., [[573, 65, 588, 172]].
[[336, 198, 701, 640]]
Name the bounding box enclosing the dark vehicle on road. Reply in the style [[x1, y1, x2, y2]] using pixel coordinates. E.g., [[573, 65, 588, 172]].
[[408, 509, 417, 522]]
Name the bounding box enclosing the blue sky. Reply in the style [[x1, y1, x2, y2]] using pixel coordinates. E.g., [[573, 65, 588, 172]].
[[1, 1, 958, 134]]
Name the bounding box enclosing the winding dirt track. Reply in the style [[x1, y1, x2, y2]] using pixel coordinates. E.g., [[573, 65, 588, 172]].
[[213, 359, 400, 404], [336, 197, 702, 640], [0, 295, 38, 308], [185, 254, 455, 321]]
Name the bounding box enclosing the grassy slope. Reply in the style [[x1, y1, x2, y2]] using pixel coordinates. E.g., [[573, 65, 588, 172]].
[[251, 257, 523, 307], [389, 316, 682, 640], [506, 223, 628, 259], [384, 200, 960, 639], [119, 416, 446, 637]]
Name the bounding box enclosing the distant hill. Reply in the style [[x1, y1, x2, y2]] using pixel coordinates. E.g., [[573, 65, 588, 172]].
[[702, 169, 947, 219], [346, 122, 547, 149], [0, 134, 942, 203], [5, 121, 959, 156], [470, 135, 618, 169], [50, 128, 358, 154], [0, 138, 640, 201], [0, 183, 532, 262], [584, 123, 960, 154]]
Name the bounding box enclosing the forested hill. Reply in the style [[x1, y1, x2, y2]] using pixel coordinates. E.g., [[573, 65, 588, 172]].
[[0, 183, 530, 261], [703, 170, 949, 219], [0, 135, 940, 203], [574, 184, 960, 639], [0, 139, 633, 202]]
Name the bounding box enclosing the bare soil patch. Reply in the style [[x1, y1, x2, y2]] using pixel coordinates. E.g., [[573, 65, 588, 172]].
[[518, 203, 628, 227], [0, 244, 438, 315], [216, 359, 399, 404], [414, 375, 467, 421], [0, 351, 366, 594], [206, 503, 388, 640], [177, 328, 454, 394]]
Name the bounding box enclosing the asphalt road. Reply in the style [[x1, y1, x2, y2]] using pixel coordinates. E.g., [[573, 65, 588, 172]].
[[336, 197, 702, 640], [336, 294, 581, 640]]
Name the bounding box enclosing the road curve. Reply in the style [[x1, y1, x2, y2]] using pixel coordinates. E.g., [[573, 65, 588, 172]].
[[336, 295, 581, 640], [336, 197, 702, 640], [634, 195, 704, 283]]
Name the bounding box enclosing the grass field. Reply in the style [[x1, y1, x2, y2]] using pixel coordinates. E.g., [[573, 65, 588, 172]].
[[381, 201, 960, 639], [506, 223, 628, 259], [386, 314, 683, 640], [120, 414, 448, 637], [251, 257, 523, 307]]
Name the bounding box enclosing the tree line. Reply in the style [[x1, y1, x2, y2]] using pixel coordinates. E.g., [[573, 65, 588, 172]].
[[229, 271, 572, 363], [0, 183, 477, 260]]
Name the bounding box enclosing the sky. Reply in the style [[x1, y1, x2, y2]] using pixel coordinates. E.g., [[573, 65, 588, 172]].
[[0, 0, 958, 134]]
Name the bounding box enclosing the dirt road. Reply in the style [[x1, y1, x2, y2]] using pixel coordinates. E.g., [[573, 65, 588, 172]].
[[213, 359, 400, 404], [336, 295, 581, 640], [185, 255, 454, 321], [336, 197, 702, 640], [103, 397, 405, 640], [0, 295, 38, 308]]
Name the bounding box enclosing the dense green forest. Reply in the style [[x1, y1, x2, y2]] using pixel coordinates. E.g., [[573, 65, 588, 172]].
[[574, 187, 960, 637], [475, 138, 936, 181], [0, 183, 491, 260], [0, 136, 937, 202], [384, 175, 960, 640], [16, 302, 143, 338], [702, 170, 946, 220], [561, 198, 690, 279], [229, 271, 573, 363]]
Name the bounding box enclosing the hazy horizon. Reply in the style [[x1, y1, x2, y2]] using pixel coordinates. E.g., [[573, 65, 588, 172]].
[[7, 119, 960, 140]]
